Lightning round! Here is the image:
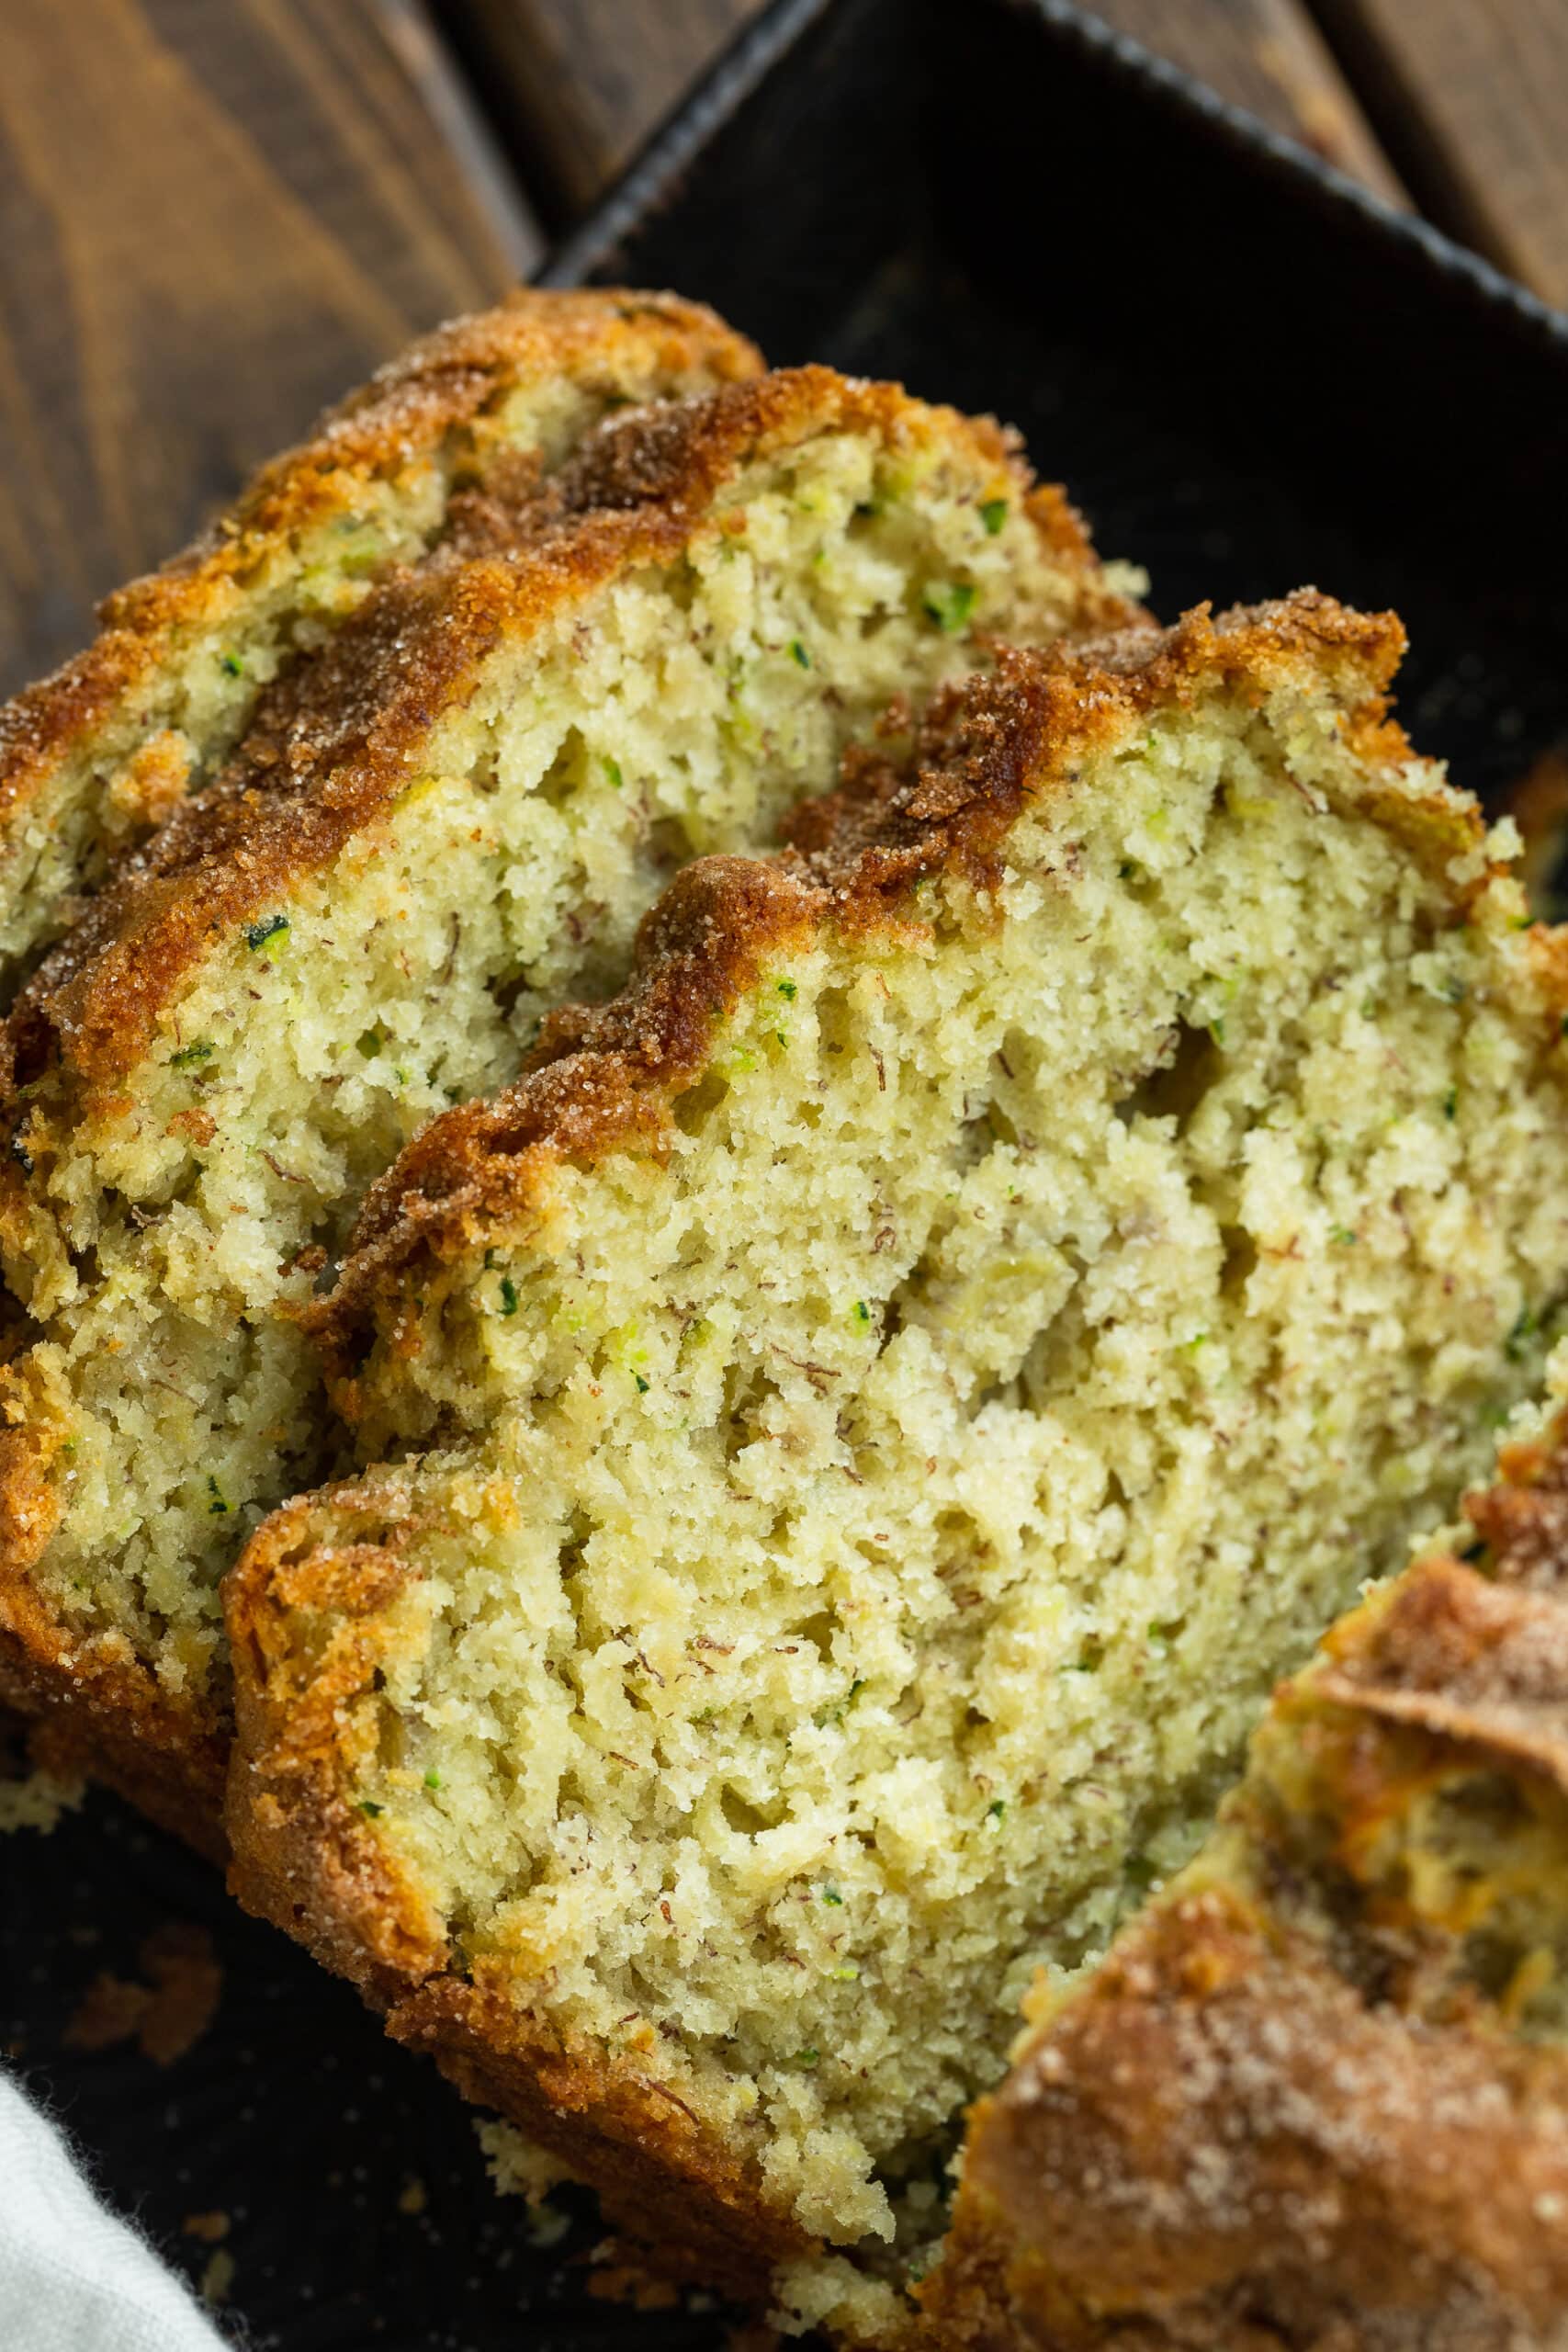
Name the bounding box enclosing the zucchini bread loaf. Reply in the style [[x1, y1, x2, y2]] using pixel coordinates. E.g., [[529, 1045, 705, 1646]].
[[0, 361, 1126, 1845], [0, 289, 760, 984], [227, 593, 1568, 2335], [933, 1374, 1568, 2352]]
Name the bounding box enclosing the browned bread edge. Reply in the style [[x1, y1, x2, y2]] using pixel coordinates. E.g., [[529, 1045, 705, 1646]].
[[0, 289, 761, 865]]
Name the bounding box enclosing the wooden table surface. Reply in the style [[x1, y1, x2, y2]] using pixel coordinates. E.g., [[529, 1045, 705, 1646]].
[[0, 0, 1563, 695]]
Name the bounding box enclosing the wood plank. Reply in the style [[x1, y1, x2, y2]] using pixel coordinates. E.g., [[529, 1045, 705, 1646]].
[[443, 0, 1403, 220], [434, 0, 756, 218], [1089, 0, 1405, 202], [0, 0, 538, 696], [1311, 0, 1568, 308]]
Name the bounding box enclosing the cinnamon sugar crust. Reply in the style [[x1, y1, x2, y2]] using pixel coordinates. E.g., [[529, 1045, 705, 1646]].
[[0, 290, 761, 986], [939, 1889, 1568, 2352]]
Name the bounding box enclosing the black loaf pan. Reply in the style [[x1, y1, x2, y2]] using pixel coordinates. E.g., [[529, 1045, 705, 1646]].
[[6, 5, 1568, 2346]]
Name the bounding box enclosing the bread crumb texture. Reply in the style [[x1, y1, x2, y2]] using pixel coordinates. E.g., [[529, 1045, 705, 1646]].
[[0, 291, 760, 982], [0, 362, 1107, 1797], [229, 595, 1568, 2321], [938, 1379, 1568, 2350]]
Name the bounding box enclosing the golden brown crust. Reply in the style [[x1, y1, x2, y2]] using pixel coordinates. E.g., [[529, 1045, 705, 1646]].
[[1469, 1418, 1568, 1593], [2, 365, 1112, 1118], [931, 1408, 1568, 2351], [312, 591, 1434, 1381], [11, 1701, 227, 1863], [0, 289, 760, 851], [1313, 1549, 1568, 1789], [225, 1484, 453, 1996], [932, 1890, 1568, 2352], [386, 1978, 806, 2299]]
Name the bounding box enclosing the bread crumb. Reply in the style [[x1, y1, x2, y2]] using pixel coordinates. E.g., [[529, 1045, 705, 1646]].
[[586, 2255, 682, 2312], [478, 2118, 573, 2247], [199, 2249, 234, 2305], [64, 1924, 220, 2065], [183, 2211, 231, 2244], [107, 729, 195, 831], [0, 1766, 83, 1835], [478, 2118, 568, 2205]]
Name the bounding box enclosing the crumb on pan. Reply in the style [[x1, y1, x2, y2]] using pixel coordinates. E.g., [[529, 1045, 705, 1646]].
[[62, 1922, 221, 2067]]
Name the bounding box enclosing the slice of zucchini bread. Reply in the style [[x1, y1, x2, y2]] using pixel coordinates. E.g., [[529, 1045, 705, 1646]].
[[226, 593, 1568, 2335], [0, 289, 761, 989], [0, 365, 1124, 1846], [932, 1375, 1568, 2352]]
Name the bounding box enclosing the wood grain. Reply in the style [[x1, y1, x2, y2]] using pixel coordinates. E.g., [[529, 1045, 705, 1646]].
[[442, 0, 1404, 220], [1089, 0, 1404, 202], [434, 0, 756, 217], [1312, 0, 1568, 308], [0, 0, 537, 696]]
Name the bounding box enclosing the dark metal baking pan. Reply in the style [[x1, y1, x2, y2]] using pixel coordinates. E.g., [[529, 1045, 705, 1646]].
[[6, 5, 1568, 2346]]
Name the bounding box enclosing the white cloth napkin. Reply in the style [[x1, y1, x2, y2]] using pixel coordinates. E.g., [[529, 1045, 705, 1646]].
[[0, 2074, 228, 2349]]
